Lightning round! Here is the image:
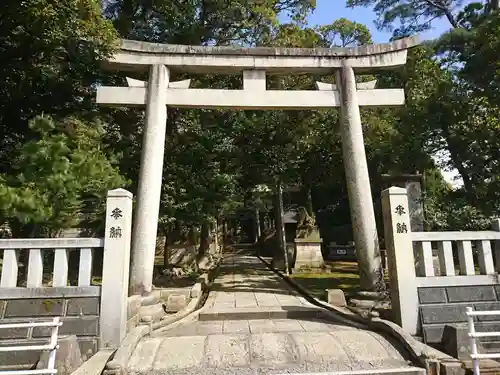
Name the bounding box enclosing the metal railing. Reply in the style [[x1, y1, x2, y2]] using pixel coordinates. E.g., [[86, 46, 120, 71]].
[[0, 317, 62, 375], [466, 307, 500, 375]]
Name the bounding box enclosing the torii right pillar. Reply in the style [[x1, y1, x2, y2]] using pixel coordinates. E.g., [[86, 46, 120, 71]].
[[337, 62, 383, 291]]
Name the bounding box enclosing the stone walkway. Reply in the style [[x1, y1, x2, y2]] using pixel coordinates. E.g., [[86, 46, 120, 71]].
[[198, 252, 326, 320], [124, 251, 423, 375]]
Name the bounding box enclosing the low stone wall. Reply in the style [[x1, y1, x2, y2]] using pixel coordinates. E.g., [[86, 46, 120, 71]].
[[164, 244, 197, 266], [419, 284, 500, 351], [0, 287, 101, 369], [125, 287, 193, 331]]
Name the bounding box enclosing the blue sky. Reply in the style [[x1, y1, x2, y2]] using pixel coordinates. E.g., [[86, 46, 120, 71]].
[[299, 0, 454, 42]]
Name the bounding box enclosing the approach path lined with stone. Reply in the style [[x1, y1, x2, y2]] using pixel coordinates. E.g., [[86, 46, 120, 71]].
[[123, 251, 423, 375]]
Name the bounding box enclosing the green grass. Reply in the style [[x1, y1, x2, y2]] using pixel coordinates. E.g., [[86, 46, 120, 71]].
[[291, 262, 360, 300], [291, 262, 389, 301]]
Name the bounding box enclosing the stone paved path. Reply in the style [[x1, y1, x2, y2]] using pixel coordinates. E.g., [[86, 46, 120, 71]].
[[124, 251, 423, 375]]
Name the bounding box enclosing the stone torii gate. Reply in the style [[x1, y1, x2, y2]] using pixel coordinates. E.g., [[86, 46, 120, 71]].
[[96, 37, 419, 296]]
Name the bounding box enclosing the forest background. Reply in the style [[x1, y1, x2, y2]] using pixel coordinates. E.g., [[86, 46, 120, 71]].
[[0, 0, 498, 263]]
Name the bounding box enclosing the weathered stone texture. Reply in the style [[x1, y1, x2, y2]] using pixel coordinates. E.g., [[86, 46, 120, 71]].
[[494, 285, 500, 299], [327, 289, 347, 307], [164, 294, 188, 312], [446, 286, 496, 302], [0, 294, 101, 368], [66, 298, 99, 316], [420, 305, 469, 325], [474, 303, 500, 321], [36, 335, 83, 375], [0, 319, 30, 339], [76, 337, 99, 361], [4, 298, 64, 317], [441, 324, 475, 360], [33, 316, 99, 337], [0, 339, 43, 366], [418, 287, 447, 304], [127, 314, 140, 333], [419, 284, 500, 357], [127, 295, 141, 319], [293, 240, 324, 270]]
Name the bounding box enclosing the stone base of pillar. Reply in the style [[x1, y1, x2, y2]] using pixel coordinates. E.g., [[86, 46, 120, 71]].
[[293, 238, 324, 271]]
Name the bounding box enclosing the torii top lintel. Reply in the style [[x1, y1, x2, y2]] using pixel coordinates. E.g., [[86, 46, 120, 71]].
[[104, 36, 420, 74]]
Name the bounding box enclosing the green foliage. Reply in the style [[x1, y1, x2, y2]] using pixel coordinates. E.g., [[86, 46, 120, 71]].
[[345, 0, 500, 227], [0, 0, 117, 172], [0, 116, 127, 237], [104, 0, 315, 44], [2, 0, 498, 254], [346, 0, 463, 35], [317, 18, 372, 47], [160, 110, 243, 228]]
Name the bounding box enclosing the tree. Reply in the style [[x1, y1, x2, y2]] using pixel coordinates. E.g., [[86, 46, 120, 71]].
[[0, 0, 117, 173], [347, 0, 498, 36], [0, 116, 127, 237], [317, 18, 372, 47], [104, 0, 315, 45]]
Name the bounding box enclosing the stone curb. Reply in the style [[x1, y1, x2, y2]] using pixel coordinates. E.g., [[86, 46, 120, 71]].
[[258, 256, 370, 328], [257, 256, 465, 375], [103, 266, 219, 375], [71, 349, 115, 375], [150, 266, 218, 331], [198, 306, 329, 321]]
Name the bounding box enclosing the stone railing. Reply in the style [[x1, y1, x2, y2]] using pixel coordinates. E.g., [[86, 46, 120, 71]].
[[412, 229, 500, 282], [0, 189, 133, 369], [382, 187, 500, 352], [0, 238, 104, 288]]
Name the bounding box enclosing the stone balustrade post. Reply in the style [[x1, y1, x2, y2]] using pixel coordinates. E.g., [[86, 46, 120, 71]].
[[100, 188, 133, 349], [381, 186, 419, 335]]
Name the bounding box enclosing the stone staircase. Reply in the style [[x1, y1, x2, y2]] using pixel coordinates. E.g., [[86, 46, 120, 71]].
[[347, 290, 392, 320]]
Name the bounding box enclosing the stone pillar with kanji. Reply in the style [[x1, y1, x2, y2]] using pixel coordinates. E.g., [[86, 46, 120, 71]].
[[100, 188, 133, 349], [381, 186, 418, 334]]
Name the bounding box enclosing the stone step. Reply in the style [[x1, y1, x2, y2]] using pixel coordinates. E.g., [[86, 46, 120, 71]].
[[463, 359, 500, 374], [140, 292, 161, 307], [155, 287, 191, 298], [348, 306, 379, 318], [356, 291, 387, 301], [273, 368, 425, 375], [348, 298, 378, 309], [198, 306, 328, 321], [139, 302, 165, 323], [163, 294, 189, 313]]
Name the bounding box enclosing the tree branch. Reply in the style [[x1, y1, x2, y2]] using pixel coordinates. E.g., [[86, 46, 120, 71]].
[[421, 0, 459, 28]]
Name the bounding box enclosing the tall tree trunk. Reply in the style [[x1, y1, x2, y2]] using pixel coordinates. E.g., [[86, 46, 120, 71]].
[[163, 230, 169, 268], [199, 222, 210, 256], [223, 220, 228, 243], [214, 218, 219, 254], [255, 207, 261, 243], [304, 185, 314, 217], [275, 179, 289, 275], [260, 211, 267, 234]]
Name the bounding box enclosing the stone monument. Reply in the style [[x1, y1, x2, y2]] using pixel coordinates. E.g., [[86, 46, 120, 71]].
[[293, 206, 324, 271]]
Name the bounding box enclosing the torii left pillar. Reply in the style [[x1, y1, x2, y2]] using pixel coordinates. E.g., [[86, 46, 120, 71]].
[[129, 64, 169, 296], [336, 62, 382, 291]]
